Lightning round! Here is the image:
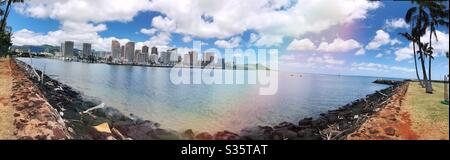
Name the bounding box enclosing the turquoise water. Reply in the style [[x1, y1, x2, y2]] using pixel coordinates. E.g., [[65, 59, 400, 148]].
[[18, 58, 391, 132]]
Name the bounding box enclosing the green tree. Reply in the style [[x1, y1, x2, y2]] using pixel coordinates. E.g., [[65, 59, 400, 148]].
[[405, 0, 432, 93], [0, 0, 24, 31], [399, 31, 423, 87], [424, 1, 449, 91]]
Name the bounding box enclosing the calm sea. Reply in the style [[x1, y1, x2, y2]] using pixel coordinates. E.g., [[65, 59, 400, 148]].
[[18, 58, 392, 133]]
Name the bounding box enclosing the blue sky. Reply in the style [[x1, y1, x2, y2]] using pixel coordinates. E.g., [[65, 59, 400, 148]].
[[6, 0, 449, 79]]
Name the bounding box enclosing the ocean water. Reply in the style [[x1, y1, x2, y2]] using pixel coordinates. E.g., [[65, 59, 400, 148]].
[[18, 58, 391, 133]]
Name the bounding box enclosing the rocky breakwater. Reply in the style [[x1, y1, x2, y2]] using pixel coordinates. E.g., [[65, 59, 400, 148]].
[[239, 81, 407, 140], [10, 59, 71, 140]]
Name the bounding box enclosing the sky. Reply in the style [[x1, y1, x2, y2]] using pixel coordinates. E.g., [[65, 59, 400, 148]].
[[5, 0, 449, 80]]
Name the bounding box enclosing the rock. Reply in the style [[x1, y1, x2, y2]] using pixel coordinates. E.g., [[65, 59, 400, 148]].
[[273, 129, 298, 140], [27, 102, 35, 108], [384, 127, 396, 136], [369, 128, 379, 134], [239, 126, 273, 140], [195, 132, 213, 140], [182, 129, 195, 140], [311, 118, 328, 129], [214, 131, 239, 140], [297, 128, 316, 138], [298, 117, 313, 126], [93, 123, 112, 134], [68, 127, 75, 133], [52, 128, 68, 140]]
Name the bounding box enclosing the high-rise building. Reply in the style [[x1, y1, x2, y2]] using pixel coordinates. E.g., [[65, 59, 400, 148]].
[[120, 46, 125, 58], [82, 43, 92, 58], [142, 45, 149, 63], [188, 51, 198, 66], [203, 52, 215, 63], [135, 50, 142, 64], [142, 46, 149, 54], [63, 41, 74, 58], [168, 48, 178, 65], [151, 46, 158, 55], [159, 51, 170, 65], [125, 42, 135, 63], [111, 40, 120, 62]]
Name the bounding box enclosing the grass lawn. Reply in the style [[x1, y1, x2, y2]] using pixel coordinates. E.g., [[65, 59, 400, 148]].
[[404, 82, 449, 140]]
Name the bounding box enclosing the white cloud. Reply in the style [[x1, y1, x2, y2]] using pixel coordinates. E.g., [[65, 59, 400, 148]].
[[214, 36, 242, 48], [355, 48, 366, 55], [146, 0, 380, 40], [366, 29, 401, 50], [182, 36, 192, 43], [375, 53, 383, 58], [15, 0, 153, 23], [151, 16, 176, 32], [13, 0, 382, 51], [254, 34, 284, 47], [384, 18, 409, 29], [249, 33, 259, 44], [287, 38, 317, 51], [317, 38, 361, 52], [12, 29, 131, 51], [140, 28, 157, 36], [307, 55, 345, 65], [394, 46, 413, 61], [351, 62, 414, 73]]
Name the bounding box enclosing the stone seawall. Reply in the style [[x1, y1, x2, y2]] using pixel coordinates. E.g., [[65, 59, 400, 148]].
[[10, 59, 71, 140]]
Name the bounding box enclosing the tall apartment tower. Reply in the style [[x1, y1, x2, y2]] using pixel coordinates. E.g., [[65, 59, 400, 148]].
[[111, 40, 120, 62], [151, 46, 158, 55], [63, 41, 74, 58], [142, 45, 149, 63], [120, 46, 125, 58], [82, 43, 92, 58], [125, 42, 135, 63]]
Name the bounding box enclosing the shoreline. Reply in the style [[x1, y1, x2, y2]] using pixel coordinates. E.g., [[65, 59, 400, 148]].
[[11, 57, 408, 140]]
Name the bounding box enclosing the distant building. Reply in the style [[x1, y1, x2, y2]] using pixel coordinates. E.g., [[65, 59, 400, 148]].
[[82, 43, 92, 58], [159, 51, 170, 65], [120, 46, 125, 59], [62, 41, 74, 59], [125, 42, 135, 63], [111, 40, 120, 62], [183, 51, 198, 67], [202, 52, 215, 67], [149, 54, 158, 65], [168, 48, 178, 65], [183, 54, 191, 67], [151, 46, 158, 55], [142, 45, 149, 63]]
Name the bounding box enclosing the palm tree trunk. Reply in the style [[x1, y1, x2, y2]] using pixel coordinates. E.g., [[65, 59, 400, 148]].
[[412, 42, 424, 87], [428, 30, 433, 91], [418, 38, 432, 94], [0, 0, 13, 31]]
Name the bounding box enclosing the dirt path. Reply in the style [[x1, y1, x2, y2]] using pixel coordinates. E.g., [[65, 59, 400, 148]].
[[0, 57, 15, 139], [347, 82, 418, 140]]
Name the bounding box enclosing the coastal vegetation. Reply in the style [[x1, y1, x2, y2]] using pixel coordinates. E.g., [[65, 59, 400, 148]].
[[401, 0, 449, 94], [0, 0, 23, 57]]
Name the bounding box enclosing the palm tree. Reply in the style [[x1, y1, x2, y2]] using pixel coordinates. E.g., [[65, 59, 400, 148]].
[[0, 0, 24, 32], [424, 1, 449, 91], [405, 0, 432, 93], [399, 31, 423, 87]]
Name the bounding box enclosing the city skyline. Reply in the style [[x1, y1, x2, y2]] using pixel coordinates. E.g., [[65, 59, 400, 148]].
[[6, 0, 450, 79]]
